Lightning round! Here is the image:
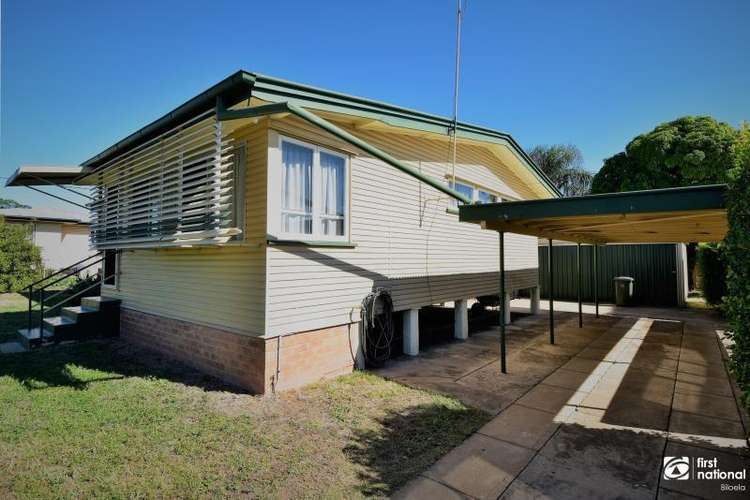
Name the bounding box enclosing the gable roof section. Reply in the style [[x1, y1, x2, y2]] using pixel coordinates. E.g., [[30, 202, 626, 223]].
[[80, 70, 560, 197]]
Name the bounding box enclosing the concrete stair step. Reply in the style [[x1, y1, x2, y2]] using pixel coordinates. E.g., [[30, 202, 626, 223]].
[[81, 296, 121, 311], [43, 316, 76, 336], [61, 305, 99, 322], [16, 327, 53, 349]]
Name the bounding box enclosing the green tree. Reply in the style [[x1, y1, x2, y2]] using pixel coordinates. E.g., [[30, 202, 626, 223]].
[[725, 122, 750, 410], [0, 217, 43, 292], [528, 144, 592, 197], [591, 116, 738, 193], [0, 198, 31, 209]]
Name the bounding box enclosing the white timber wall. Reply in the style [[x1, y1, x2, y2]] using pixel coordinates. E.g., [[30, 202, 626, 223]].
[[265, 116, 540, 337], [103, 121, 268, 336], [31, 222, 95, 271]]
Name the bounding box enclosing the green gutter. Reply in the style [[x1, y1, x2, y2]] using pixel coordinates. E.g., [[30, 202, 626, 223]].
[[459, 184, 728, 223], [216, 99, 474, 205]]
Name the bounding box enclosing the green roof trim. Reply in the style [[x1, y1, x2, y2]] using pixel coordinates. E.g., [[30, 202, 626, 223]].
[[81, 70, 560, 196], [459, 184, 728, 223]]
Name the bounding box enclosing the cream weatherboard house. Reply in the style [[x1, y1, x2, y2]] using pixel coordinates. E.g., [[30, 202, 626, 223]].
[[23, 71, 559, 392]]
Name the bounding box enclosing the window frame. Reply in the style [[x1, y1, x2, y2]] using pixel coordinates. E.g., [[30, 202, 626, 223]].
[[267, 132, 351, 243], [447, 178, 507, 207], [102, 250, 120, 289]]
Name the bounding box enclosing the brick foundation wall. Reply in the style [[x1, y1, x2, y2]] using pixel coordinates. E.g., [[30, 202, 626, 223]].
[[264, 323, 360, 392], [120, 308, 359, 394]]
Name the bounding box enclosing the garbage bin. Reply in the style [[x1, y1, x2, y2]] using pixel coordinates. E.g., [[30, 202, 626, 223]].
[[614, 276, 635, 306]]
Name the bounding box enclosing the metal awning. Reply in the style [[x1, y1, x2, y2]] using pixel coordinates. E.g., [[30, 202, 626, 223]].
[[4, 165, 91, 187], [459, 184, 728, 244], [459, 183, 728, 374]]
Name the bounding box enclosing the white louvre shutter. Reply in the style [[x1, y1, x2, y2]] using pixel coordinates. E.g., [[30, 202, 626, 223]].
[[90, 112, 241, 248]]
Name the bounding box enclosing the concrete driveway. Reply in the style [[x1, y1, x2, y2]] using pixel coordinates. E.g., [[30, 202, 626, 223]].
[[381, 304, 749, 499]]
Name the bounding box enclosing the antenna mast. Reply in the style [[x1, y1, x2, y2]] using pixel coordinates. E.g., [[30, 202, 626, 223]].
[[451, 0, 463, 190]]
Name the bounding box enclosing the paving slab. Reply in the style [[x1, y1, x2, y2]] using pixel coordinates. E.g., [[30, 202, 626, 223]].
[[675, 372, 734, 398], [672, 391, 742, 422], [677, 359, 728, 378], [423, 433, 535, 500], [602, 392, 672, 431], [668, 410, 746, 441], [516, 383, 578, 414], [478, 404, 560, 450], [394, 476, 468, 500], [0, 342, 27, 354], [542, 367, 592, 390], [506, 425, 665, 500]]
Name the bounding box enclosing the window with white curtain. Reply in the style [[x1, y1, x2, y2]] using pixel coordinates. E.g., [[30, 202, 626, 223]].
[[274, 135, 349, 241]]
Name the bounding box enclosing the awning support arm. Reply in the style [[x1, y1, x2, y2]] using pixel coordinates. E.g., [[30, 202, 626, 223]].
[[28, 174, 93, 200], [24, 185, 88, 210], [215, 98, 474, 205]]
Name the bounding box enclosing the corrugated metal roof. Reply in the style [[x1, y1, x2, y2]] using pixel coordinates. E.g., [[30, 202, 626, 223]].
[[459, 184, 728, 244]]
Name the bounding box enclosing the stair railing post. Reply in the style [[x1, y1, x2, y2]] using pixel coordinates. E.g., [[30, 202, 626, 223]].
[[27, 285, 33, 333], [39, 285, 45, 341]]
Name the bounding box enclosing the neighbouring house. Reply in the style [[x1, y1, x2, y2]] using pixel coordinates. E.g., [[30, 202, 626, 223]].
[[8, 71, 560, 393], [0, 207, 94, 272]]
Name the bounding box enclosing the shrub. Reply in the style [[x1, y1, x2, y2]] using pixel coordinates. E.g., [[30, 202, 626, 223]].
[[0, 217, 43, 292], [696, 243, 727, 306], [725, 124, 750, 410]]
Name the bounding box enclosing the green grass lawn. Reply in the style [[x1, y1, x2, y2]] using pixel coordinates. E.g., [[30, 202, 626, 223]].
[[0, 292, 33, 343], [0, 295, 489, 498]]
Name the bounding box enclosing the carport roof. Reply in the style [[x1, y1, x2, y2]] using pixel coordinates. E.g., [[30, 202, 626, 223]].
[[459, 184, 728, 244]]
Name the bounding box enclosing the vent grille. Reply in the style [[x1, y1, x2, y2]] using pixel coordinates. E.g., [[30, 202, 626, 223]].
[[90, 112, 241, 248]]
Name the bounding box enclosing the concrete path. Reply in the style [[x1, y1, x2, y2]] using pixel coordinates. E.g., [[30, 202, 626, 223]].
[[0, 341, 26, 354], [383, 305, 749, 499]]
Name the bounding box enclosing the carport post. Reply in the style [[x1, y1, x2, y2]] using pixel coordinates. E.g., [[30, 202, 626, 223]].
[[548, 239, 555, 344], [577, 243, 583, 328], [594, 244, 599, 318], [499, 231, 507, 374]]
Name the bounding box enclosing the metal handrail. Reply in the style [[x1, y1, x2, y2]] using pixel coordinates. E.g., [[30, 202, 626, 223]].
[[45, 274, 116, 313], [41, 257, 104, 293], [27, 250, 117, 335], [26, 252, 103, 289]]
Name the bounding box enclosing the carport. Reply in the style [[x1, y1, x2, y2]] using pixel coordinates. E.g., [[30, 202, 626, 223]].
[[459, 184, 729, 373]]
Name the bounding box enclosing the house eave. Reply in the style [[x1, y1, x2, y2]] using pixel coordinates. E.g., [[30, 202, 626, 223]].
[[80, 70, 561, 197]]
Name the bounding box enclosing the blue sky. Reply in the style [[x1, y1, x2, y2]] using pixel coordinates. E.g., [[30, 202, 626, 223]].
[[2, 0, 748, 211]]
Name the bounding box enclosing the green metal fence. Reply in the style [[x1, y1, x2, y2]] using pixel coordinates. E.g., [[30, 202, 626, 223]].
[[539, 244, 679, 306]]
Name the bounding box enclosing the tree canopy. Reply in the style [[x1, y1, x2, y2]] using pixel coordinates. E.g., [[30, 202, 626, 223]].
[[591, 116, 739, 194], [0, 198, 30, 209], [0, 217, 43, 292], [528, 144, 593, 197]]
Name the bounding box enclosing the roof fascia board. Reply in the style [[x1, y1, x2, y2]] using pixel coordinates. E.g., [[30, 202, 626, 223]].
[[459, 184, 728, 222]]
